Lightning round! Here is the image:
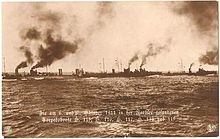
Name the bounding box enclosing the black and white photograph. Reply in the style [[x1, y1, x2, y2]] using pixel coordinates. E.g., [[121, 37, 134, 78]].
[[2, 1, 219, 137]]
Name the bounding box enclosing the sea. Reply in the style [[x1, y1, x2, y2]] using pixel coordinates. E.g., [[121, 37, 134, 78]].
[[2, 75, 219, 137]]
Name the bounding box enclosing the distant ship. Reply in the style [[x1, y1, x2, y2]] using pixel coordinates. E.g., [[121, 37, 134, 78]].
[[189, 68, 218, 76], [2, 66, 218, 80], [81, 67, 162, 78], [2, 73, 20, 80]]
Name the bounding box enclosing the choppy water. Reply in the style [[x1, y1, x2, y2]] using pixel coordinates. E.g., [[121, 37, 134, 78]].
[[2, 75, 219, 137]]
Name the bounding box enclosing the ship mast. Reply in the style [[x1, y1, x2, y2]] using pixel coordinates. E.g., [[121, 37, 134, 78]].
[[99, 62, 102, 72], [3, 57, 6, 73], [179, 59, 185, 72], [120, 61, 123, 72], [102, 58, 105, 73], [115, 58, 120, 73]]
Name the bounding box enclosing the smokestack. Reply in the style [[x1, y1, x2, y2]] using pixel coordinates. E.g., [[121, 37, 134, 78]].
[[115, 58, 119, 73], [58, 69, 63, 76], [120, 61, 122, 72], [112, 69, 115, 73], [102, 58, 105, 73], [3, 57, 6, 73], [189, 67, 191, 74]]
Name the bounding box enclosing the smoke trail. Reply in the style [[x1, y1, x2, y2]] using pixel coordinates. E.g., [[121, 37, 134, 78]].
[[128, 51, 139, 67], [15, 46, 33, 73], [173, 1, 217, 34], [199, 48, 218, 65], [189, 62, 194, 69], [19, 46, 33, 64], [188, 62, 194, 73], [172, 1, 218, 65], [16, 7, 65, 72], [20, 27, 41, 40], [16, 2, 116, 72], [36, 11, 61, 25], [140, 43, 169, 68], [97, 2, 115, 22], [15, 61, 28, 74], [31, 30, 79, 69], [16, 27, 39, 72], [16, 5, 81, 71], [88, 2, 115, 36]]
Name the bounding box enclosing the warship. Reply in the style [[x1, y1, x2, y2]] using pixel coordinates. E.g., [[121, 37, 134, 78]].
[[2, 61, 218, 80]]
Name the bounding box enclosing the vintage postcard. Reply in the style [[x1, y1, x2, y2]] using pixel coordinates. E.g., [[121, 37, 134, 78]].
[[2, 1, 219, 137]]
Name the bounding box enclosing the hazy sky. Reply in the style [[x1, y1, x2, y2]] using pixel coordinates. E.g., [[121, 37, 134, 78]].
[[2, 2, 218, 73]]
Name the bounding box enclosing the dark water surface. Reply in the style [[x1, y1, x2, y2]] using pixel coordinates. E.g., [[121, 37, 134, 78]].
[[2, 75, 219, 137]]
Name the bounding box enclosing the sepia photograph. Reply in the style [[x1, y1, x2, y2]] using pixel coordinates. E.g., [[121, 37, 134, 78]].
[[2, 1, 219, 137]]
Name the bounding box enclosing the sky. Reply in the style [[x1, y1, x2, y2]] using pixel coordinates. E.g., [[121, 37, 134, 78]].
[[2, 2, 218, 73]]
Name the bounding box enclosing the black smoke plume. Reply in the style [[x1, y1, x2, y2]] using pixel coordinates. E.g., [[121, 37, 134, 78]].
[[31, 30, 79, 70], [16, 3, 116, 72], [16, 7, 80, 71], [189, 62, 194, 73], [140, 43, 169, 68], [15, 46, 33, 73], [128, 52, 139, 67], [199, 48, 218, 65], [19, 46, 33, 64], [16, 27, 40, 73], [189, 63, 194, 69], [173, 1, 218, 65], [174, 1, 218, 33], [15, 61, 27, 75], [128, 38, 171, 68], [20, 27, 41, 40]]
